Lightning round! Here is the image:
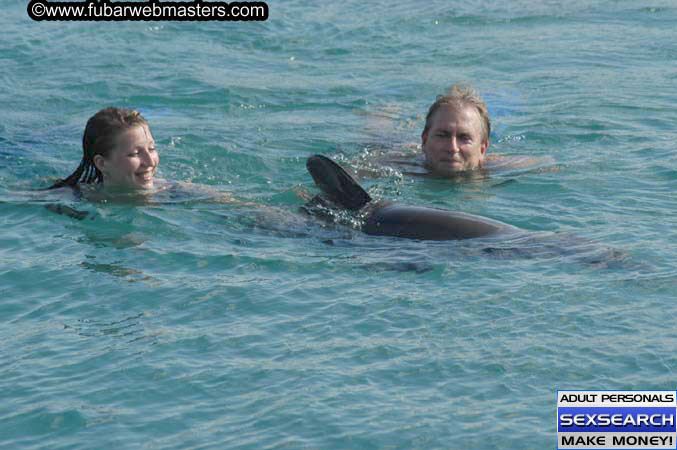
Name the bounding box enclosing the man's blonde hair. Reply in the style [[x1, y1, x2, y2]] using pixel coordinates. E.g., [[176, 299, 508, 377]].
[[423, 84, 491, 143]]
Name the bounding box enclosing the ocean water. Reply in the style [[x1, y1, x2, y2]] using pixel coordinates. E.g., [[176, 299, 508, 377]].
[[2, 0, 677, 448]]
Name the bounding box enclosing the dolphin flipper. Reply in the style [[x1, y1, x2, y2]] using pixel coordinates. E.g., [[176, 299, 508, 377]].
[[306, 155, 371, 211]]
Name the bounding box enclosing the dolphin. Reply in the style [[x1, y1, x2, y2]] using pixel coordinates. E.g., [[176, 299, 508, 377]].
[[304, 155, 517, 240]]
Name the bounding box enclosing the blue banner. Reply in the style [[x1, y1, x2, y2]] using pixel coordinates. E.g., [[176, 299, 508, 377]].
[[558, 407, 676, 433]]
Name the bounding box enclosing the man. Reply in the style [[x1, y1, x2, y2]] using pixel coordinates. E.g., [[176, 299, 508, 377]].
[[421, 84, 491, 176], [359, 83, 547, 178]]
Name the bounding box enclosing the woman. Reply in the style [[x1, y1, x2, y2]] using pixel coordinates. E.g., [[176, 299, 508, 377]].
[[48, 107, 241, 211], [49, 107, 159, 191]]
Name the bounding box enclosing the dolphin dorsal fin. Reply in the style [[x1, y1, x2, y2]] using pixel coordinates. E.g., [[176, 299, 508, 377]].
[[306, 155, 372, 210]]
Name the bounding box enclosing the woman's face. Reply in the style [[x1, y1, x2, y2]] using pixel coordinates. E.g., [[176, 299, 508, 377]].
[[94, 124, 159, 189]]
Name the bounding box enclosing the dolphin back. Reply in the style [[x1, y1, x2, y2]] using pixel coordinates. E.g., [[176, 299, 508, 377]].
[[363, 204, 506, 240], [306, 154, 508, 241]]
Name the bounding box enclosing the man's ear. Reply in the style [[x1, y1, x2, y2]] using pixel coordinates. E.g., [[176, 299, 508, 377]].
[[480, 138, 490, 156], [93, 154, 106, 173], [421, 129, 428, 146]]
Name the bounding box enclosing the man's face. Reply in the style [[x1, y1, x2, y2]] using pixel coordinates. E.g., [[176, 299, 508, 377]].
[[421, 105, 488, 176]]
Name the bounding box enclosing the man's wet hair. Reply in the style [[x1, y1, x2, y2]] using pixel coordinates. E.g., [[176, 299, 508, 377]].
[[49, 107, 148, 189], [423, 84, 491, 143]]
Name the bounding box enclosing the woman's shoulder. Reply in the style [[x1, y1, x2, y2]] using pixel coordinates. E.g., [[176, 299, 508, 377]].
[[159, 180, 236, 203]]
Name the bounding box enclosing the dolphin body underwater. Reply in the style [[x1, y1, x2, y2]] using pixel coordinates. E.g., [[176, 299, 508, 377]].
[[304, 154, 519, 240], [302, 155, 634, 270]]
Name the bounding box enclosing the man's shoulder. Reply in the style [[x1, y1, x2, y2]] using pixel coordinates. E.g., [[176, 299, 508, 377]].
[[485, 154, 557, 172]]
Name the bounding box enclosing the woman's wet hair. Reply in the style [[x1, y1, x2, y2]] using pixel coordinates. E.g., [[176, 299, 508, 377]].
[[49, 107, 149, 189], [423, 84, 491, 143]]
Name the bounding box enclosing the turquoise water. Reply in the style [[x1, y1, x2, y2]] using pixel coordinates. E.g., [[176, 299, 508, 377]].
[[2, 0, 677, 448]]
